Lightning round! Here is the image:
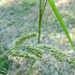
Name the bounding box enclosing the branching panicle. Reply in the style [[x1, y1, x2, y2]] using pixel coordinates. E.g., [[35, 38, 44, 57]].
[[38, 45, 75, 69], [15, 33, 37, 47], [8, 50, 42, 60], [25, 44, 43, 58]]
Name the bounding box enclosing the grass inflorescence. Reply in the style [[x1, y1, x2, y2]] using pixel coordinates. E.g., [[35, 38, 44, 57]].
[[0, 0, 75, 75], [38, 45, 75, 69], [8, 50, 42, 60], [15, 33, 37, 47], [25, 44, 43, 58]]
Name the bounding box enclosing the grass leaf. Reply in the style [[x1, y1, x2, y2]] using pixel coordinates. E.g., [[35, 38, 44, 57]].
[[48, 0, 75, 51]]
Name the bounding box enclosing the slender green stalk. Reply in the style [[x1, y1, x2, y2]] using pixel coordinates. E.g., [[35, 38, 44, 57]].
[[48, 0, 75, 51], [42, 0, 47, 16], [27, 59, 35, 75], [28, 0, 47, 74], [38, 0, 47, 44], [38, 0, 42, 44]]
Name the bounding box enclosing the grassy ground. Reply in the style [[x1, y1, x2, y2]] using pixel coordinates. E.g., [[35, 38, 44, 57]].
[[0, 0, 75, 75]]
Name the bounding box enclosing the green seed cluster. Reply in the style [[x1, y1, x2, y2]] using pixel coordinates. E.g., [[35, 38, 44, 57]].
[[15, 33, 37, 47], [50, 49, 67, 61], [66, 57, 75, 69], [8, 50, 42, 60], [39, 44, 55, 49], [39, 45, 75, 69], [25, 44, 43, 58], [38, 45, 66, 61]]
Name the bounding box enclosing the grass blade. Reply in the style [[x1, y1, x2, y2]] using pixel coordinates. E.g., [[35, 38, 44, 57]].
[[48, 0, 75, 51]]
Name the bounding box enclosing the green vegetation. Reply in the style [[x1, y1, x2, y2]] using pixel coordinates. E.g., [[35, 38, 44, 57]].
[[0, 0, 75, 75], [48, 0, 75, 50]]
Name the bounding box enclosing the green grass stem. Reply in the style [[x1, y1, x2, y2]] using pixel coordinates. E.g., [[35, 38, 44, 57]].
[[38, 0, 42, 44], [28, 0, 47, 74], [42, 0, 47, 16]]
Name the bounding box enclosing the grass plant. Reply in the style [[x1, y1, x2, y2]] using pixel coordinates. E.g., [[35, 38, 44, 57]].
[[0, 0, 75, 75]]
